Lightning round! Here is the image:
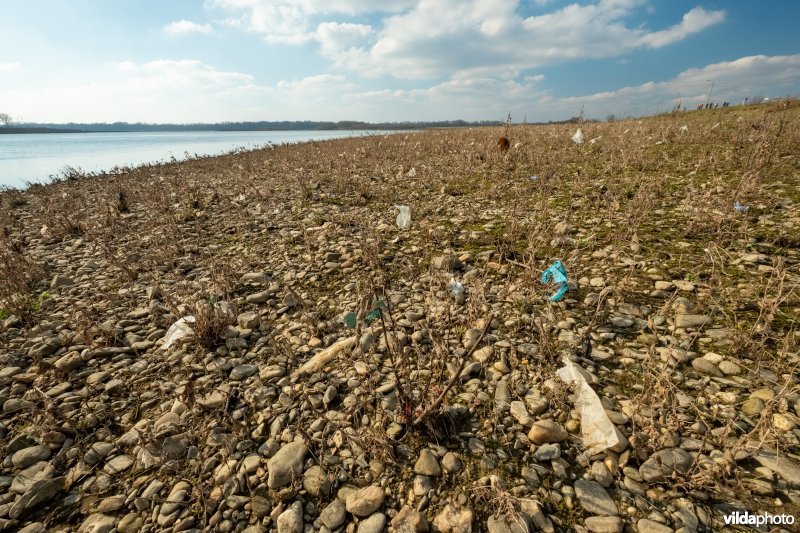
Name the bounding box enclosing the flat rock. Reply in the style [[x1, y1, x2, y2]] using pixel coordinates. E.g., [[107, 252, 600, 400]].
[[12, 445, 52, 469], [267, 441, 307, 489], [574, 479, 618, 516], [433, 503, 473, 533], [320, 499, 346, 529], [486, 514, 527, 533], [414, 449, 442, 476], [276, 501, 303, 533], [674, 314, 712, 329], [639, 448, 693, 482], [636, 519, 673, 533], [391, 506, 428, 532], [357, 512, 387, 533], [528, 420, 568, 445], [585, 516, 623, 533], [9, 477, 65, 519], [345, 485, 385, 517]]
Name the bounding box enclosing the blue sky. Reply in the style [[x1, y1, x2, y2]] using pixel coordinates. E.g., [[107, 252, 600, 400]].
[[1, 0, 799, 123]]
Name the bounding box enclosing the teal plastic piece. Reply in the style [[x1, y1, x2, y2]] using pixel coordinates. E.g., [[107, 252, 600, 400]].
[[541, 260, 568, 302]]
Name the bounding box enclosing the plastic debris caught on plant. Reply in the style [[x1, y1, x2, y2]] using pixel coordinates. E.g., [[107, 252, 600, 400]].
[[541, 260, 569, 302]]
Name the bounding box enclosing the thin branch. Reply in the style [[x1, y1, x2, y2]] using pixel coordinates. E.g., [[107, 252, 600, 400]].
[[412, 316, 492, 426]]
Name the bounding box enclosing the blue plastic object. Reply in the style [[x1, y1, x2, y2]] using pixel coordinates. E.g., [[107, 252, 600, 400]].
[[734, 200, 749, 213], [541, 260, 568, 302]]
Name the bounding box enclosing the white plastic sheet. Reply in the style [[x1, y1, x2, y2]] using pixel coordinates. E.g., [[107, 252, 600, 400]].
[[394, 205, 411, 229], [449, 278, 465, 303], [161, 316, 195, 350], [557, 357, 619, 457], [571, 128, 585, 144]]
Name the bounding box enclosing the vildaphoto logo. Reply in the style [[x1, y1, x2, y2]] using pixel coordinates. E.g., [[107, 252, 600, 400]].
[[723, 511, 795, 527]]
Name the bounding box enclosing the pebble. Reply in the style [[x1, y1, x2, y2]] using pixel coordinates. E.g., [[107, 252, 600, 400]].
[[414, 449, 442, 476], [267, 441, 307, 489], [528, 419, 568, 444], [574, 479, 618, 516], [345, 485, 385, 516]]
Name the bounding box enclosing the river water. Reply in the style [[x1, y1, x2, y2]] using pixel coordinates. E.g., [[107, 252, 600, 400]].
[[0, 130, 385, 189]]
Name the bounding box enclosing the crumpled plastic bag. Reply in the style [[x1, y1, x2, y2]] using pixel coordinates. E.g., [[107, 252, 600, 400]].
[[395, 205, 411, 229], [734, 200, 749, 213], [161, 316, 195, 350], [557, 357, 620, 457], [541, 260, 568, 302], [572, 128, 585, 144], [449, 278, 465, 303]]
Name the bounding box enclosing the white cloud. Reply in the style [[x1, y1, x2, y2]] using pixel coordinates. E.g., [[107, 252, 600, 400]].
[[553, 54, 800, 117], [335, 0, 726, 79], [314, 22, 374, 61], [208, 0, 413, 44], [164, 20, 213, 35], [0, 62, 22, 73], [637, 7, 725, 48]]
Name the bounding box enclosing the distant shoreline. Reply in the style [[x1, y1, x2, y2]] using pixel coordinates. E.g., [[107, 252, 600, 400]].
[[0, 127, 84, 134]]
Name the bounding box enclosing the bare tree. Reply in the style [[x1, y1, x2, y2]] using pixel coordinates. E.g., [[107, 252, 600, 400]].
[[0, 113, 12, 126]]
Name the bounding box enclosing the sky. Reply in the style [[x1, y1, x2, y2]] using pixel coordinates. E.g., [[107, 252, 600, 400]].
[[1, 0, 799, 124]]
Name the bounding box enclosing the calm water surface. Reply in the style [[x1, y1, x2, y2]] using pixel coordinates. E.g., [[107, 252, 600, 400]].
[[0, 130, 385, 189]]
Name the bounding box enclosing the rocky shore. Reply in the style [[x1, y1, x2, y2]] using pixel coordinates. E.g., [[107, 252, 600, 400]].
[[1, 103, 799, 532]]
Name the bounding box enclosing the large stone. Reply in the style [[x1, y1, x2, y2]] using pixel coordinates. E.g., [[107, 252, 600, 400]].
[[636, 519, 673, 533], [55, 351, 84, 372], [320, 499, 346, 529], [302, 465, 331, 497], [78, 514, 116, 533], [639, 448, 694, 482], [391, 505, 429, 532], [691, 358, 722, 377], [528, 420, 568, 445], [103, 455, 134, 474], [432, 255, 463, 271], [486, 514, 527, 533], [345, 485, 385, 517], [754, 452, 800, 486], [585, 516, 623, 533], [414, 449, 442, 477], [276, 501, 303, 533], [267, 441, 307, 489], [9, 477, 65, 519], [574, 480, 618, 516], [433, 503, 474, 533], [12, 445, 52, 469], [117, 512, 144, 533], [237, 311, 260, 330], [357, 513, 387, 533], [674, 314, 712, 329], [230, 364, 258, 380]]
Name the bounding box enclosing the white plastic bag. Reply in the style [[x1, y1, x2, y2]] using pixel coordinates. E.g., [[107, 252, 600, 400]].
[[557, 356, 619, 457], [394, 205, 411, 230], [449, 278, 465, 303], [571, 128, 585, 144], [161, 316, 195, 350]]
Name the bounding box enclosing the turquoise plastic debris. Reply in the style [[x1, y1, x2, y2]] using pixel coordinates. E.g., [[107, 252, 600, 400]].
[[541, 260, 568, 302]]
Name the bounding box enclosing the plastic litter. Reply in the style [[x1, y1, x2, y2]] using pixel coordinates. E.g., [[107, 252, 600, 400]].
[[449, 278, 466, 303], [530, 175, 538, 181], [557, 356, 620, 457], [734, 200, 749, 213], [680, 125, 689, 133], [395, 205, 411, 229], [571, 128, 585, 144], [541, 260, 568, 302], [161, 316, 195, 350]]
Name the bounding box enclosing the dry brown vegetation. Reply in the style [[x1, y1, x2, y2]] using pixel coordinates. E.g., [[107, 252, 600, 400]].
[[0, 101, 799, 531]]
